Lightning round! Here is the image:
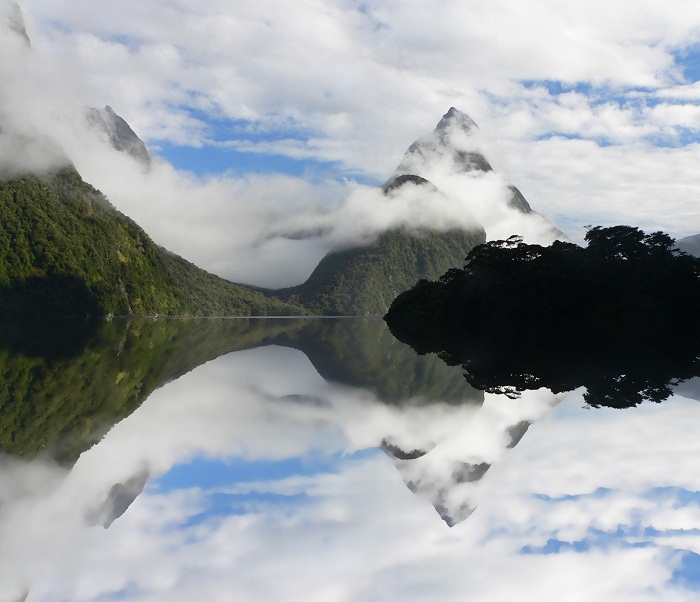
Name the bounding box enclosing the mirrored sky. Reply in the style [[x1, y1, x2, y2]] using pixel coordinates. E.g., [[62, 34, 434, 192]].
[[3, 342, 700, 602]]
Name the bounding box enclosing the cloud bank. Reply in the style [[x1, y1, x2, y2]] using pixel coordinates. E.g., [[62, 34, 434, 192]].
[[3, 0, 700, 288]]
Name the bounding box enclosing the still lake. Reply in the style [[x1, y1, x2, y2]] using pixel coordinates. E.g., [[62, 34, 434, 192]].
[[2, 317, 700, 601]]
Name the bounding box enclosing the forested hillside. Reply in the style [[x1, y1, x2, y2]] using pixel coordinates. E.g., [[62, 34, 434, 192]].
[[272, 227, 485, 315], [0, 168, 306, 316]]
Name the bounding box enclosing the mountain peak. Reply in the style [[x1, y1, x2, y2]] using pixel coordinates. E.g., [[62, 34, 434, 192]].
[[86, 105, 151, 166], [385, 107, 492, 187], [1, 0, 30, 46], [382, 108, 567, 243], [435, 107, 478, 136]]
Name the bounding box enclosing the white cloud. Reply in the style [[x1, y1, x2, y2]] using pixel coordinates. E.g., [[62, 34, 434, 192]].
[[5, 0, 700, 285]]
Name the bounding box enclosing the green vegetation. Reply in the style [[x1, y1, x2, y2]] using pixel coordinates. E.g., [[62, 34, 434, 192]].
[[0, 168, 306, 316], [271, 227, 486, 315], [0, 317, 307, 463], [0, 317, 481, 464], [263, 317, 482, 405], [385, 226, 700, 407], [0, 167, 484, 317]]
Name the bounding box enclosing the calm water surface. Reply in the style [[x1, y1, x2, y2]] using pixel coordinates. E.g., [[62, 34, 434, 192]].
[[1, 317, 700, 601]]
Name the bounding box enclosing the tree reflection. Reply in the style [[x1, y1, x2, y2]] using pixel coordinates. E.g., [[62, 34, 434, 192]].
[[451, 335, 700, 408]]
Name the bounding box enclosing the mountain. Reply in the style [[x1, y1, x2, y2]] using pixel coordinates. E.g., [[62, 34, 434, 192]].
[[272, 227, 485, 315], [1, 0, 29, 46], [0, 167, 306, 317], [0, 93, 557, 317], [393, 108, 564, 236], [270, 107, 563, 315], [86, 468, 149, 528], [675, 233, 700, 256], [86, 106, 151, 166], [385, 107, 531, 209], [383, 392, 561, 526]]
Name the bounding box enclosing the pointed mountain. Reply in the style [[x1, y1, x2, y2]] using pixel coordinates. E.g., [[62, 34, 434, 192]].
[[386, 107, 564, 236], [384, 392, 561, 526], [271, 109, 493, 315], [271, 107, 563, 315], [386, 107, 493, 185], [86, 105, 151, 166]]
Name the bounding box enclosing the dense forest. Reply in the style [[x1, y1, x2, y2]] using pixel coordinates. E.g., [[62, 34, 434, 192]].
[[385, 226, 700, 407], [0, 168, 307, 317], [271, 227, 485, 315]]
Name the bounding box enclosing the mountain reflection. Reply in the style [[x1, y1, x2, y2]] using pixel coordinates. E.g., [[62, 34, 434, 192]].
[[3, 319, 700, 601], [0, 317, 480, 464]]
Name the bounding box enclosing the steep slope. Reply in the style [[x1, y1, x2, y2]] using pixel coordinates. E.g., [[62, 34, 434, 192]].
[[274, 226, 485, 315], [387, 107, 564, 240], [0, 167, 305, 316], [86, 106, 151, 166], [385, 391, 561, 526]]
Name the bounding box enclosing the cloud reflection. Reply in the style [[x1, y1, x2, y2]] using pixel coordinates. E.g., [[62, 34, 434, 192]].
[[2, 345, 700, 601]]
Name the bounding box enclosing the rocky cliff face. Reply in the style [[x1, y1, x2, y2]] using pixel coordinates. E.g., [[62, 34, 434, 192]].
[[86, 106, 151, 166], [385, 107, 565, 242]]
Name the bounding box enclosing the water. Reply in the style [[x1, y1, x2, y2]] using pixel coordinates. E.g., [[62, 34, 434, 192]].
[[1, 318, 700, 601]]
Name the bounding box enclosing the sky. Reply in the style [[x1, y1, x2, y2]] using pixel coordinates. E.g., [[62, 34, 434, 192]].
[[3, 0, 700, 288], [3, 343, 700, 602]]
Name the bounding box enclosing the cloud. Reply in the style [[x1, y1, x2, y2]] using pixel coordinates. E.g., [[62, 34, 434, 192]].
[[5, 0, 700, 287]]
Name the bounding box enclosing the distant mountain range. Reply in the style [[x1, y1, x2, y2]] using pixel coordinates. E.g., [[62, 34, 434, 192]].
[[1, 99, 563, 316], [675, 233, 700, 257]]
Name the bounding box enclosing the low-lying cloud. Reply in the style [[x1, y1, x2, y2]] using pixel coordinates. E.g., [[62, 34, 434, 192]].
[[0, 13, 562, 289]]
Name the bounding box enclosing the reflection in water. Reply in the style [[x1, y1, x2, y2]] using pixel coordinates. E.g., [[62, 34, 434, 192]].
[[387, 316, 700, 408], [0, 317, 478, 464], [1, 319, 700, 600]]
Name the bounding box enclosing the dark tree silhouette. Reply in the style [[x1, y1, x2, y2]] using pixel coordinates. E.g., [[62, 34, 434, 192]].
[[385, 226, 700, 408]]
